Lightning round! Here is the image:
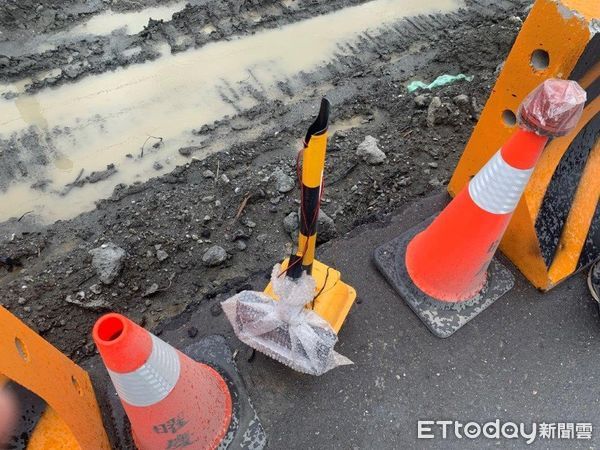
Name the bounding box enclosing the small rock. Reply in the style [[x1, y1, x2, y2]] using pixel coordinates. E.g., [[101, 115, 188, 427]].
[[317, 209, 337, 243], [90, 284, 102, 295], [65, 294, 111, 311], [453, 94, 470, 106], [357, 136, 386, 165], [236, 240, 247, 251], [508, 15, 523, 26], [89, 243, 126, 285], [453, 94, 471, 114], [283, 211, 299, 235], [282, 209, 336, 242], [398, 176, 412, 187], [156, 249, 169, 262], [153, 161, 163, 171], [202, 169, 215, 179], [63, 63, 82, 79], [272, 169, 295, 193], [210, 303, 222, 317], [428, 162, 439, 168], [202, 195, 215, 203], [429, 177, 444, 187], [426, 96, 448, 127], [334, 130, 347, 140], [178, 147, 195, 157], [220, 174, 230, 184], [193, 124, 212, 135], [187, 326, 198, 338], [143, 283, 160, 297], [242, 218, 256, 228], [231, 229, 249, 241], [414, 94, 429, 108], [202, 245, 228, 267], [17, 297, 26, 305]]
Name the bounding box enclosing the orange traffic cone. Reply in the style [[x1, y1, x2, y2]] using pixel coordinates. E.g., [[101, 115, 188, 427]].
[[375, 79, 586, 337], [93, 313, 232, 450]]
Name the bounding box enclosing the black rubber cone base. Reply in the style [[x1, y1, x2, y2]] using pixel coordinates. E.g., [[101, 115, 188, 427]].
[[105, 335, 266, 450], [373, 217, 515, 338]]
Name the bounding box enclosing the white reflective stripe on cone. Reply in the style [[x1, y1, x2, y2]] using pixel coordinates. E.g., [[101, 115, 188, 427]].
[[468, 150, 533, 215], [107, 334, 181, 407]]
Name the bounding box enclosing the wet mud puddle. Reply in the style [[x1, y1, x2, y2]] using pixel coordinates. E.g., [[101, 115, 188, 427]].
[[0, 0, 460, 224]]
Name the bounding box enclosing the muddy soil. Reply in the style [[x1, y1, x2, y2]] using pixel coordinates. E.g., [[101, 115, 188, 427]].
[[0, 0, 529, 360]]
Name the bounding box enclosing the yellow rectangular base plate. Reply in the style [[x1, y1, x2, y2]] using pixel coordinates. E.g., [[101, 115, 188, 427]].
[[263, 259, 356, 333]]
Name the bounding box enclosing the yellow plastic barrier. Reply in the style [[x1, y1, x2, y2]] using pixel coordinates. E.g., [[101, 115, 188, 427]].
[[449, 0, 599, 290], [0, 306, 111, 449]]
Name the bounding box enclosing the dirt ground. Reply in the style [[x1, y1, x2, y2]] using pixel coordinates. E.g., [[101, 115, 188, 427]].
[[0, 0, 529, 361]]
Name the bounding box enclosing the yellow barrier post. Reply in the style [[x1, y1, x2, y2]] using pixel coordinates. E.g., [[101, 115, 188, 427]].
[[449, 0, 599, 290], [0, 306, 111, 449]]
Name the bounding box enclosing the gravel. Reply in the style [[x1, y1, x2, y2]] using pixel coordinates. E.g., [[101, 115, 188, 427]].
[[89, 243, 126, 285]]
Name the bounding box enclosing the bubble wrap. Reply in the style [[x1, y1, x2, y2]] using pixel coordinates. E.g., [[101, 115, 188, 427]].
[[222, 264, 352, 376]]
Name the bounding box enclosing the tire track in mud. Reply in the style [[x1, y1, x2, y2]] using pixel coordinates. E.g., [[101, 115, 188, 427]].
[[200, 0, 528, 162], [0, 0, 378, 87], [159, 0, 528, 157]]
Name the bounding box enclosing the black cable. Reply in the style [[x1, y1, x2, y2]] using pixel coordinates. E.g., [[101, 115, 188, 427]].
[[311, 266, 332, 309]]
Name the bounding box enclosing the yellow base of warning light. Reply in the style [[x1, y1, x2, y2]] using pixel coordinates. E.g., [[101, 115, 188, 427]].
[[264, 258, 356, 333]]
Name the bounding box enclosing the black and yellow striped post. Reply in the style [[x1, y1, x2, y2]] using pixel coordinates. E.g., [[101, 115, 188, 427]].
[[288, 98, 330, 279], [264, 98, 356, 333]]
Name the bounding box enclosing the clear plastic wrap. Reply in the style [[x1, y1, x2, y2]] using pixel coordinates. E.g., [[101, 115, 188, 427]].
[[221, 264, 352, 376], [517, 78, 586, 137]]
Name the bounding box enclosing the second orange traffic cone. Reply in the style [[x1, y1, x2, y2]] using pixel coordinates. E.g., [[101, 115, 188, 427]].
[[93, 313, 232, 450], [375, 79, 586, 337]]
